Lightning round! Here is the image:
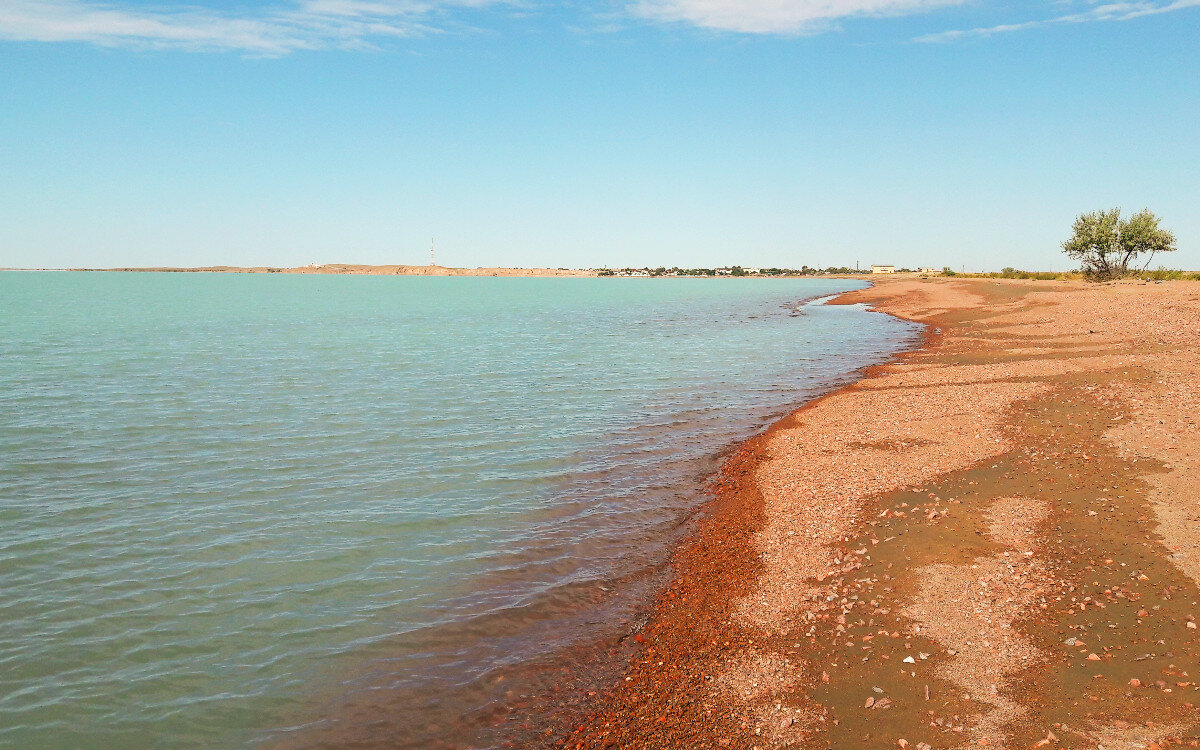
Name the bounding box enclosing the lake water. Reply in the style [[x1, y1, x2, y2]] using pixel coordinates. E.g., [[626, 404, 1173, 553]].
[[0, 273, 919, 748]]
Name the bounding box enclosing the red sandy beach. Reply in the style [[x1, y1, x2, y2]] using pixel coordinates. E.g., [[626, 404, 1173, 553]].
[[560, 276, 1200, 750]]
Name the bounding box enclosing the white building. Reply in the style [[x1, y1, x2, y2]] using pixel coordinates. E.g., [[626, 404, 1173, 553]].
[[870, 265, 896, 274]]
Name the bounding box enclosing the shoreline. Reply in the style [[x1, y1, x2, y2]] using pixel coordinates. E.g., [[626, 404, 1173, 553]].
[[244, 277, 905, 750], [550, 278, 936, 750], [561, 276, 1200, 749], [494, 280, 919, 748]]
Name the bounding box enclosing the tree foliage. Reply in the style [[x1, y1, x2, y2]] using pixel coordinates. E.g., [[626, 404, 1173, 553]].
[[1062, 208, 1176, 280]]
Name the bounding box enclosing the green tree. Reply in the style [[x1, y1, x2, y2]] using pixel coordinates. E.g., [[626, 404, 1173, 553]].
[[1062, 208, 1176, 280]]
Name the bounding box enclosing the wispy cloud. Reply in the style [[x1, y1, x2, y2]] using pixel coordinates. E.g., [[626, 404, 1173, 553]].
[[630, 0, 970, 34], [0, 0, 507, 54], [914, 0, 1200, 42], [5, 0, 1196, 50]]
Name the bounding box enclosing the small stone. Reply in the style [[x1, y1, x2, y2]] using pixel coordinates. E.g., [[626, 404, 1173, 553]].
[[903, 656, 916, 664], [1130, 678, 1142, 687], [865, 697, 875, 708], [1086, 653, 1101, 661], [780, 717, 793, 729], [1187, 621, 1197, 630], [1065, 638, 1077, 646], [898, 740, 908, 748]]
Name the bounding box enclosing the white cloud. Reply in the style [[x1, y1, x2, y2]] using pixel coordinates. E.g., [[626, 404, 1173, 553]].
[[0, 0, 506, 54], [914, 0, 1200, 42], [631, 0, 969, 33], [5, 0, 1195, 49]]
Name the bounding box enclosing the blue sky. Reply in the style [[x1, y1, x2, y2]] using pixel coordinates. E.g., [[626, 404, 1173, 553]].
[[1, 0, 1197, 271]]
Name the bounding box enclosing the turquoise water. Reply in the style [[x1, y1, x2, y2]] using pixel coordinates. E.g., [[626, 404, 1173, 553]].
[[0, 273, 918, 748]]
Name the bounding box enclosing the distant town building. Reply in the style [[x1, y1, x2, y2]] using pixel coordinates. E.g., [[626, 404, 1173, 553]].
[[871, 265, 896, 274], [917, 267, 938, 274], [744, 268, 761, 275]]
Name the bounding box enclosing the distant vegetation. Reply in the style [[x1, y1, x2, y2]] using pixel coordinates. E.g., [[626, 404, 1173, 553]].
[[943, 268, 1075, 280], [1138, 268, 1200, 281], [596, 266, 866, 277], [1062, 208, 1177, 281], [939, 266, 1199, 281], [594, 252, 1198, 282]]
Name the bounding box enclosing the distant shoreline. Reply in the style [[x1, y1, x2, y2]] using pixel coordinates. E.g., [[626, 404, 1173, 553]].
[[10, 265, 929, 278], [50, 264, 599, 277]]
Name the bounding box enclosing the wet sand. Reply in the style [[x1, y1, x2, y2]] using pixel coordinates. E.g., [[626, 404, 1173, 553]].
[[562, 276, 1200, 749]]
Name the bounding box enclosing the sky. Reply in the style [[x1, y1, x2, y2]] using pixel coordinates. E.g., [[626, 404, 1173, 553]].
[[0, 0, 1197, 271]]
